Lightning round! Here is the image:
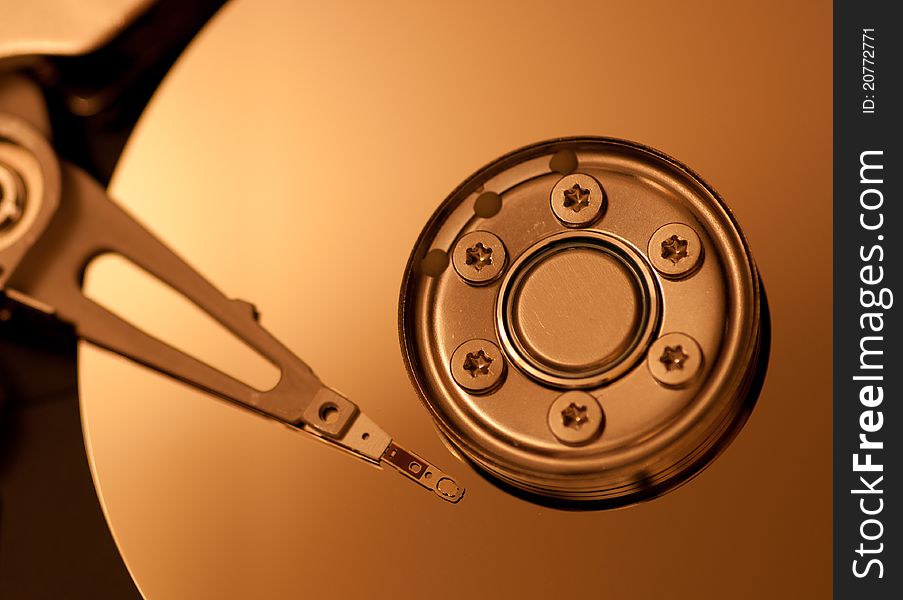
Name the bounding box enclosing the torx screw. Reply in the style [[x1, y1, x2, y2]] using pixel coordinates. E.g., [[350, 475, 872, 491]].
[[647, 332, 703, 388], [647, 223, 704, 279], [452, 231, 507, 285], [450, 338, 506, 394], [548, 391, 604, 446], [550, 173, 606, 228]]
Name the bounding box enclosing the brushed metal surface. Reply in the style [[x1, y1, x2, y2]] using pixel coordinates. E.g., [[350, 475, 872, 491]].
[[510, 244, 642, 371], [79, 0, 832, 597]]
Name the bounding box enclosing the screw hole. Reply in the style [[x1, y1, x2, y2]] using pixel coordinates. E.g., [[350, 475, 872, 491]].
[[473, 191, 502, 218], [362, 432, 370, 440], [425, 471, 433, 480], [318, 403, 339, 424], [419, 249, 449, 277], [549, 149, 578, 174]]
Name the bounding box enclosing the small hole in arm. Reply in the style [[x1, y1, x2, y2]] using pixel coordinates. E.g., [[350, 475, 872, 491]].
[[318, 403, 339, 424]]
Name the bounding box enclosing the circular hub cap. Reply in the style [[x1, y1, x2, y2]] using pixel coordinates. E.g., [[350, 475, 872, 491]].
[[498, 231, 659, 388]]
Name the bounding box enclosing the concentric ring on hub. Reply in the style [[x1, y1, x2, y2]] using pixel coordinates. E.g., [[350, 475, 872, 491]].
[[496, 231, 660, 388], [496, 231, 660, 389]]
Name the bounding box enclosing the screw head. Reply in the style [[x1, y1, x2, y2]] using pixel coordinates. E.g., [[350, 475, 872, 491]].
[[548, 391, 604, 446], [0, 164, 25, 233], [550, 173, 606, 228], [647, 223, 703, 279], [647, 332, 703, 388], [450, 338, 506, 394], [452, 231, 507, 285]]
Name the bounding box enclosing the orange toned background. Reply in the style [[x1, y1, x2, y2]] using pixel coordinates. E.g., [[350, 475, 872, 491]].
[[80, 0, 832, 598]]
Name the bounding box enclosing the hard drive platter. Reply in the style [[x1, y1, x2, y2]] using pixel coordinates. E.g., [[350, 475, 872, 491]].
[[3, 0, 832, 597]]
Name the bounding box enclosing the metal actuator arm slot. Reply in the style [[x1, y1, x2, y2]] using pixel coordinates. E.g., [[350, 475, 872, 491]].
[[0, 112, 463, 504]]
